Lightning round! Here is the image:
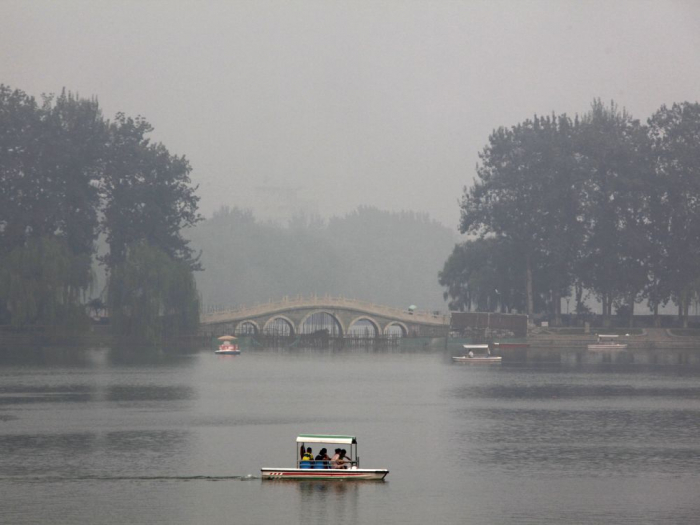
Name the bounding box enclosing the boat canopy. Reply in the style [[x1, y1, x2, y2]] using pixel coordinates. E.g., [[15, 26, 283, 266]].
[[463, 344, 489, 349], [218, 335, 237, 341], [296, 434, 356, 445]]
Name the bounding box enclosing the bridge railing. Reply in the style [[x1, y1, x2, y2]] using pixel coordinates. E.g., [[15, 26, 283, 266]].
[[201, 294, 450, 325]]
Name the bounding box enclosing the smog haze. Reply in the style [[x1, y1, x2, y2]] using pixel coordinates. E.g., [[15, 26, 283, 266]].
[[2, 0, 700, 227]]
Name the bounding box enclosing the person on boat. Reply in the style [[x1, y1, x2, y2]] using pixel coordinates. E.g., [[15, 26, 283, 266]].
[[336, 449, 350, 469], [468, 350, 474, 358], [301, 447, 315, 468], [315, 448, 330, 468], [330, 448, 341, 468]]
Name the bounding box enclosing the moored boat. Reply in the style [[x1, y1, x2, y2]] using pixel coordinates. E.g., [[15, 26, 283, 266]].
[[261, 434, 389, 481], [587, 334, 627, 351], [452, 344, 502, 363]]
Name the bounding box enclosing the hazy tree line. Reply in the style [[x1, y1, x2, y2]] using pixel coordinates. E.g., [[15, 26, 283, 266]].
[[440, 100, 700, 328], [0, 85, 201, 343], [189, 206, 457, 312]]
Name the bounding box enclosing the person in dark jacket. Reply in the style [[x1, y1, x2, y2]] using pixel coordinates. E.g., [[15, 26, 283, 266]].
[[315, 448, 330, 468]]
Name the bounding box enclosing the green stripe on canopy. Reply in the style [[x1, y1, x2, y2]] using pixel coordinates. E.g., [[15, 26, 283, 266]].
[[296, 434, 356, 444]]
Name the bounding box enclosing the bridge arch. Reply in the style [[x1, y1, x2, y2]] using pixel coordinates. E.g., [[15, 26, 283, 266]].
[[235, 320, 260, 335], [384, 322, 408, 338], [263, 316, 296, 336], [298, 310, 345, 336], [347, 316, 381, 338]]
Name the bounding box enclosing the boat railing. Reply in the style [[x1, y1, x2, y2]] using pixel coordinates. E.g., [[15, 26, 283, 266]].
[[297, 460, 358, 469]]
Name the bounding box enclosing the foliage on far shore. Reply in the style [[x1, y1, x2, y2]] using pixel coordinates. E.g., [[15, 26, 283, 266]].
[[189, 205, 458, 311]]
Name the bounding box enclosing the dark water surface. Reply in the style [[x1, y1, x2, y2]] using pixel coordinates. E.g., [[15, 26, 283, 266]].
[[2, 347, 700, 524]]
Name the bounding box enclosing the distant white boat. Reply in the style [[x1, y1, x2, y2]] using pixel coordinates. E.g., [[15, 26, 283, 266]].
[[452, 344, 502, 364], [588, 334, 627, 351]]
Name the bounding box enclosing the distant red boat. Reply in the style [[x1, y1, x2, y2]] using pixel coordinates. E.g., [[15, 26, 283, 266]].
[[492, 342, 530, 349]]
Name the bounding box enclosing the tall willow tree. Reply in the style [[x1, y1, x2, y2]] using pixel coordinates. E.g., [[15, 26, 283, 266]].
[[0, 237, 91, 328], [0, 87, 103, 330], [0, 84, 201, 342], [101, 114, 202, 344], [108, 242, 200, 345]]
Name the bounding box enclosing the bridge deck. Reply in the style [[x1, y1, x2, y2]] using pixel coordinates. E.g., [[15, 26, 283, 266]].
[[201, 295, 449, 326]]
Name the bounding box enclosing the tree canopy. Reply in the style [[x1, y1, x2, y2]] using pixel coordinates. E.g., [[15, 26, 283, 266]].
[[447, 99, 700, 327], [0, 85, 201, 340]]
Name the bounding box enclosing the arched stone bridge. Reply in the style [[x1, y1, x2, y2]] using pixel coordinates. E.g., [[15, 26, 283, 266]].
[[200, 295, 450, 338]]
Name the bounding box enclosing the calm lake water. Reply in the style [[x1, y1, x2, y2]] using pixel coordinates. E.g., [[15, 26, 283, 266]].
[[2, 345, 700, 524]]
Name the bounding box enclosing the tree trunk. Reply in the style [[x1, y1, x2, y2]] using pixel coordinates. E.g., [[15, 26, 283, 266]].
[[575, 281, 584, 321], [678, 292, 688, 328], [628, 295, 635, 328], [602, 293, 611, 327], [653, 303, 660, 328], [553, 289, 562, 326], [525, 254, 534, 318]]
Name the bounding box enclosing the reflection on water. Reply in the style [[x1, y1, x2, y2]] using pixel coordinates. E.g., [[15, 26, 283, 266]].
[[106, 385, 194, 402], [1, 346, 700, 524], [297, 480, 360, 524], [0, 385, 93, 405]]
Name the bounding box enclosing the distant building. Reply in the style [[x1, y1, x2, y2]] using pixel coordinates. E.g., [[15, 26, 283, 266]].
[[232, 184, 319, 224]]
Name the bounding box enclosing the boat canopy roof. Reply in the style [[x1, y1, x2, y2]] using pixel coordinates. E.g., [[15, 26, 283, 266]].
[[296, 434, 356, 445], [463, 344, 489, 349]]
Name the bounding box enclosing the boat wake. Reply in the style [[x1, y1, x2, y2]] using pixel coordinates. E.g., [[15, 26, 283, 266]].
[[4, 474, 259, 482]]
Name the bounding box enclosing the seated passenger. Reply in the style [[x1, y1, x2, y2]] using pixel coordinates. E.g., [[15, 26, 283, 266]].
[[300, 447, 314, 468], [330, 448, 341, 469], [337, 449, 350, 469], [314, 448, 330, 469]]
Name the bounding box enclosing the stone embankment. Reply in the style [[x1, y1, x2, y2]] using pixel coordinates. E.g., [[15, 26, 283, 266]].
[[527, 328, 700, 350]]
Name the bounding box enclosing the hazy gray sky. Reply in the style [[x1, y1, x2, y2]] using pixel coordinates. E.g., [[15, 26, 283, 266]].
[[2, 0, 700, 227]]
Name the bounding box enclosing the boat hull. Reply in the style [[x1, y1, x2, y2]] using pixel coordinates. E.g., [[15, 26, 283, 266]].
[[261, 468, 388, 481], [215, 350, 241, 355], [587, 344, 627, 351], [452, 356, 502, 363]]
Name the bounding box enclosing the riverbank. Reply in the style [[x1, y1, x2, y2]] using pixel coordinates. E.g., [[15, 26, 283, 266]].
[[445, 327, 700, 364], [526, 327, 700, 350]]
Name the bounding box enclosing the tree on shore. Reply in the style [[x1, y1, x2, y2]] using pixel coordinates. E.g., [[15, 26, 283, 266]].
[[439, 237, 524, 313], [575, 100, 652, 327], [108, 242, 200, 345], [0, 84, 201, 342], [446, 99, 700, 326], [101, 113, 201, 269], [458, 114, 582, 321], [647, 102, 700, 327], [0, 237, 91, 328]]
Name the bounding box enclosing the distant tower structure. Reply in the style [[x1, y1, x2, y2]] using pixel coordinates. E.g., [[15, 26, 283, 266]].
[[240, 184, 318, 224]]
